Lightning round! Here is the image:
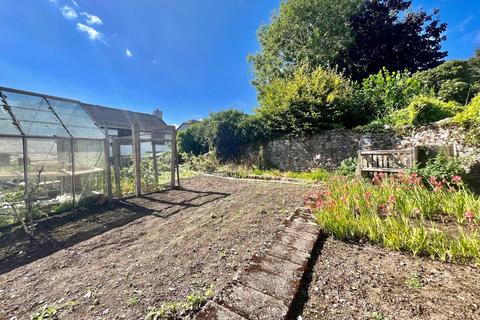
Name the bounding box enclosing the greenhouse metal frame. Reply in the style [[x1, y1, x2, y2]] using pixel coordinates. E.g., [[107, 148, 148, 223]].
[[0, 86, 177, 216]]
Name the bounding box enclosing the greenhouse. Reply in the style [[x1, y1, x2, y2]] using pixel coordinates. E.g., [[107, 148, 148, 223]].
[[0, 87, 176, 228]]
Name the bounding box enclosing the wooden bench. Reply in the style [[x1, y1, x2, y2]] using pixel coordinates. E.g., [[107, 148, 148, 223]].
[[357, 147, 419, 177]]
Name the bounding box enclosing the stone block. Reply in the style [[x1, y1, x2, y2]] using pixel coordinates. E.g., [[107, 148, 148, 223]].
[[219, 284, 289, 320]]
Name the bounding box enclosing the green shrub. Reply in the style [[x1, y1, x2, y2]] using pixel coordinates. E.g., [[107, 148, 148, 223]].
[[178, 110, 265, 161], [255, 65, 358, 136], [337, 157, 357, 177], [454, 93, 480, 126], [390, 96, 461, 126], [181, 152, 219, 174], [355, 68, 421, 119], [454, 93, 480, 147], [415, 152, 466, 186], [413, 57, 480, 105]]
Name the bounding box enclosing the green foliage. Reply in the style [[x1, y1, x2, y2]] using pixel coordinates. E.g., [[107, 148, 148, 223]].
[[145, 302, 184, 320], [256, 66, 358, 136], [340, 0, 447, 81], [250, 0, 447, 86], [31, 305, 59, 320], [145, 287, 214, 320], [454, 93, 480, 147], [249, 0, 360, 89], [415, 152, 466, 185], [389, 96, 461, 126], [337, 157, 357, 177], [307, 174, 480, 263], [178, 110, 264, 161], [354, 68, 422, 118], [181, 152, 219, 174], [185, 287, 214, 312], [414, 56, 480, 105], [177, 123, 209, 156], [405, 272, 422, 289]]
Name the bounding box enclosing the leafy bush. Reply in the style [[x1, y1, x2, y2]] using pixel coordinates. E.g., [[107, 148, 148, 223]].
[[389, 96, 461, 126], [337, 157, 357, 177], [181, 152, 219, 174], [256, 65, 359, 136], [414, 152, 466, 186], [354, 68, 421, 119], [414, 56, 480, 105], [178, 110, 265, 162], [306, 174, 480, 263], [177, 123, 209, 156], [454, 93, 480, 146]]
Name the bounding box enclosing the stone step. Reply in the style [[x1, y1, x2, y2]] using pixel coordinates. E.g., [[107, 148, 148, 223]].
[[194, 215, 321, 320]]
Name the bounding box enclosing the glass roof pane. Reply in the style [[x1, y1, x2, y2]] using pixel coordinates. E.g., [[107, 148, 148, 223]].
[[0, 118, 21, 135], [2, 91, 50, 111], [0, 106, 12, 120], [47, 99, 104, 138], [10, 107, 61, 124], [68, 126, 105, 139], [18, 121, 70, 137]]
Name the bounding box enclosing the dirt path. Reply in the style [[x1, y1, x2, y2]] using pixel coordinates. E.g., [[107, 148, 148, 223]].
[[0, 175, 310, 319], [300, 238, 480, 320]]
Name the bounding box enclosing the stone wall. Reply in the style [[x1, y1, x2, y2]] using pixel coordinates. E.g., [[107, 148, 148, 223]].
[[249, 130, 395, 171], [246, 124, 480, 174]]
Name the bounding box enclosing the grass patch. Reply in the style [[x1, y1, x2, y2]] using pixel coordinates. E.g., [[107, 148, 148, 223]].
[[306, 174, 480, 263], [217, 165, 332, 182]]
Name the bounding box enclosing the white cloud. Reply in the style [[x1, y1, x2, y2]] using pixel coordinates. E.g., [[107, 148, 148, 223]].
[[71, 0, 79, 7], [152, 59, 158, 64], [125, 48, 133, 57], [49, 0, 58, 4], [82, 12, 103, 25], [61, 5, 78, 19], [76, 23, 105, 43]]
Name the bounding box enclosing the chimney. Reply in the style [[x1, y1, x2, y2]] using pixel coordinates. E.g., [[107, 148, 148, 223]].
[[153, 109, 163, 119]]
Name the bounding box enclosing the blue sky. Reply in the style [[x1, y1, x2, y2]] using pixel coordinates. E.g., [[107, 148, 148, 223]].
[[0, 0, 479, 125]]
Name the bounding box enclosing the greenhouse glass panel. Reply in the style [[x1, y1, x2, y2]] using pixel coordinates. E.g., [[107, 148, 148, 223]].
[[17, 121, 70, 137], [1, 90, 71, 137], [48, 99, 105, 139], [27, 138, 74, 212], [0, 138, 24, 227], [2, 91, 50, 111], [0, 119, 21, 135], [73, 139, 105, 205]]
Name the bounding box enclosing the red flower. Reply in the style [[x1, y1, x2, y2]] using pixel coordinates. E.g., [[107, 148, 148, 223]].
[[364, 191, 372, 200], [388, 195, 396, 204], [464, 211, 475, 223], [452, 175, 462, 183]]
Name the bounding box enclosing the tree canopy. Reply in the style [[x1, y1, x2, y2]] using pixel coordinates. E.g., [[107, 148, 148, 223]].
[[339, 0, 447, 80], [249, 0, 447, 87], [248, 0, 360, 90]]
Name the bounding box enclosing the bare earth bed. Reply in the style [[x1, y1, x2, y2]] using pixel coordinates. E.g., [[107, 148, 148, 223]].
[[0, 175, 309, 319], [301, 237, 480, 320]]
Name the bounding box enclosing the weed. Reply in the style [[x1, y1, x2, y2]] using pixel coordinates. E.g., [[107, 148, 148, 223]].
[[405, 273, 422, 289], [371, 311, 386, 320], [31, 305, 59, 320], [145, 287, 214, 320]]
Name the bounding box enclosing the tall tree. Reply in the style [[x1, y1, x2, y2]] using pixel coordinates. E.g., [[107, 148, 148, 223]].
[[249, 0, 448, 87], [339, 0, 447, 80], [248, 0, 361, 90]]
